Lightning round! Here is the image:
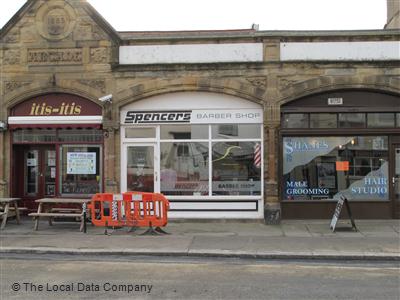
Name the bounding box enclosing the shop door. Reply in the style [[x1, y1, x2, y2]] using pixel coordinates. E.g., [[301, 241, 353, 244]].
[[393, 145, 400, 218], [124, 144, 158, 193], [14, 146, 56, 200]]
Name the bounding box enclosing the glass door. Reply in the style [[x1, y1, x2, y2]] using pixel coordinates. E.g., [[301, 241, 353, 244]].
[[393, 145, 400, 218], [25, 150, 39, 196], [125, 144, 157, 193], [24, 147, 56, 198], [44, 149, 56, 197]]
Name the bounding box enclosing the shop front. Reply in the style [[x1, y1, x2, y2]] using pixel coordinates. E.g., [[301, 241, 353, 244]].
[[120, 92, 264, 219], [280, 90, 400, 219], [8, 93, 104, 208]]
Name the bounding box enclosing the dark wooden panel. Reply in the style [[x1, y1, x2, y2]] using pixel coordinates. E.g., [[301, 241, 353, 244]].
[[282, 201, 392, 219]]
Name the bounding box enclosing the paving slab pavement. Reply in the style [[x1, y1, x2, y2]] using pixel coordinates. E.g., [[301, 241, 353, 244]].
[[0, 217, 399, 261]]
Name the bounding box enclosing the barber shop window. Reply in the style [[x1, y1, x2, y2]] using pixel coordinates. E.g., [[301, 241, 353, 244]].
[[59, 145, 102, 196], [159, 124, 262, 197], [160, 125, 208, 139], [160, 142, 209, 196], [282, 136, 388, 201], [212, 141, 261, 195]]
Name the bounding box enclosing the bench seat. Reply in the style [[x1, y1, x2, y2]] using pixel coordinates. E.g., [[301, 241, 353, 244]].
[[29, 213, 82, 218], [51, 208, 81, 213], [8, 207, 28, 211]]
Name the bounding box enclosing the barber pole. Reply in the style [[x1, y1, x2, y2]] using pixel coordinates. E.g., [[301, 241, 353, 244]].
[[254, 143, 261, 168]]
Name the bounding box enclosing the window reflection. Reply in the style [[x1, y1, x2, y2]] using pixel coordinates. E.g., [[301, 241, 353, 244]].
[[160, 142, 209, 195], [282, 114, 309, 128], [310, 113, 337, 128], [60, 146, 101, 195], [160, 125, 208, 140], [367, 113, 395, 128], [127, 146, 154, 192], [282, 136, 388, 201], [212, 142, 261, 195], [211, 124, 261, 139], [338, 113, 366, 128]]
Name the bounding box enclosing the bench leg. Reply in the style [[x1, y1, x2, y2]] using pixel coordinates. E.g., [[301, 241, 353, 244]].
[[0, 204, 10, 230], [34, 203, 42, 231], [34, 217, 40, 231], [13, 201, 21, 224]]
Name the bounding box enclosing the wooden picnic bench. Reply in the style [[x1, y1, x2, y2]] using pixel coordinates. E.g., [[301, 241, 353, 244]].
[[28, 198, 91, 231], [0, 198, 21, 230]]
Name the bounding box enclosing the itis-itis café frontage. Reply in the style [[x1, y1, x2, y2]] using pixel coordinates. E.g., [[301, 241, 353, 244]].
[[7, 93, 103, 208]]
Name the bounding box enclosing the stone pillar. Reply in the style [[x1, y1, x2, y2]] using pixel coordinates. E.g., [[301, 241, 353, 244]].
[[102, 100, 119, 193], [385, 0, 400, 29], [263, 105, 281, 224]]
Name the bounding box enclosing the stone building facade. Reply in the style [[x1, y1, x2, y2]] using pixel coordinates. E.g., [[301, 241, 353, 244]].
[[1, 0, 399, 221]]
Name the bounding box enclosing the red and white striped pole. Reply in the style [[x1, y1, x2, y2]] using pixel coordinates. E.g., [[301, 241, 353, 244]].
[[254, 143, 261, 168]]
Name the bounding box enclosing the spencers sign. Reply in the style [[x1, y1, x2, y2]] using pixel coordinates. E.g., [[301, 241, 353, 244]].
[[11, 94, 102, 117], [122, 109, 262, 124]]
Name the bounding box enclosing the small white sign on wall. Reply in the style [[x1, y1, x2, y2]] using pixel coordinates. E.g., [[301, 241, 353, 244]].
[[328, 98, 343, 105]]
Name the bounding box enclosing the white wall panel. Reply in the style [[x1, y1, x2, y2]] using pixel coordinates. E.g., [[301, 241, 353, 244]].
[[280, 41, 400, 61], [168, 200, 263, 219], [120, 43, 263, 64]]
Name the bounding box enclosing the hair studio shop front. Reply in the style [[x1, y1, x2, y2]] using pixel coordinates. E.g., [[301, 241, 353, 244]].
[[120, 92, 264, 219], [280, 90, 400, 219]]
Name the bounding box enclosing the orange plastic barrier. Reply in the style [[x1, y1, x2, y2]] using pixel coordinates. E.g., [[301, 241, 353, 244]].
[[88, 192, 169, 234], [123, 191, 169, 229], [89, 193, 126, 227]]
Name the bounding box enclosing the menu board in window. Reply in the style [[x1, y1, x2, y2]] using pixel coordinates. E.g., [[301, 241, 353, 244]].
[[67, 152, 96, 174]]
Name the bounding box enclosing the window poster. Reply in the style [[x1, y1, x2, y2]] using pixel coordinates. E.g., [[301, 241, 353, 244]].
[[283, 136, 389, 201], [48, 151, 56, 166], [27, 158, 37, 166], [317, 162, 336, 189], [67, 152, 96, 174]]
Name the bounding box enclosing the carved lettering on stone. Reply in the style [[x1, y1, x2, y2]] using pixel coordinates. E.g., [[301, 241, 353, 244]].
[[278, 78, 298, 90], [4, 81, 31, 94], [78, 79, 106, 93], [90, 48, 108, 63], [27, 49, 83, 65], [3, 30, 19, 43], [246, 77, 267, 88], [3, 50, 20, 65], [92, 26, 107, 40], [74, 24, 92, 40]]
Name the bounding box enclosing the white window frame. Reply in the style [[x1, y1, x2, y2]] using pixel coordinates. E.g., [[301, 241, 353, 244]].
[[121, 124, 263, 200]]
